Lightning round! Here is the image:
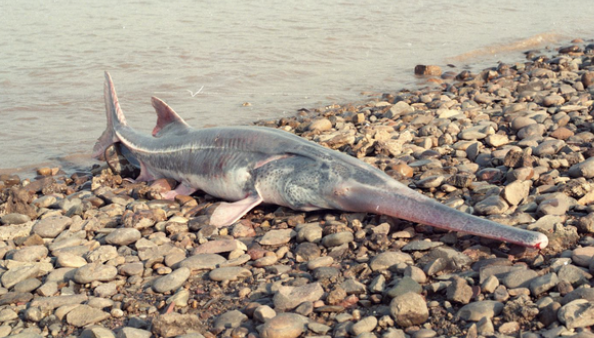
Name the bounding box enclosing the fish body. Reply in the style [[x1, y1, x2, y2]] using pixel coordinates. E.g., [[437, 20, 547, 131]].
[[94, 72, 548, 249]]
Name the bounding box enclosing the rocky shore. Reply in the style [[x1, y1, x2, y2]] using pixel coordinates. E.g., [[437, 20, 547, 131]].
[[2, 39, 594, 338]]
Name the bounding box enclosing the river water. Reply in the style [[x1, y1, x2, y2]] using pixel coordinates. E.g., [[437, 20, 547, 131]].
[[2, 0, 594, 173]]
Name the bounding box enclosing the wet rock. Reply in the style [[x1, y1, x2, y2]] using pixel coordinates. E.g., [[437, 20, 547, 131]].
[[415, 65, 442, 76], [390, 292, 428, 327]]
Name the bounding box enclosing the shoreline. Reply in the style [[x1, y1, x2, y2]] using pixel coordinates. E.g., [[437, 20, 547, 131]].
[[1, 39, 594, 337]]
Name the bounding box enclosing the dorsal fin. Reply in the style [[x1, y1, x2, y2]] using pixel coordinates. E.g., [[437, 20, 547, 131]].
[[151, 97, 190, 137]]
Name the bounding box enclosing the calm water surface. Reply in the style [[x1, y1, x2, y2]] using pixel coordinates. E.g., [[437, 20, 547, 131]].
[[2, 0, 594, 172]]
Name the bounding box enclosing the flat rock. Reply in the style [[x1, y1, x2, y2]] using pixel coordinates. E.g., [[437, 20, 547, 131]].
[[32, 215, 72, 238], [558, 299, 594, 329], [116, 327, 152, 338], [273, 283, 324, 311], [74, 263, 118, 284], [456, 301, 503, 322], [259, 229, 295, 246], [0, 222, 34, 241], [66, 304, 110, 327], [1, 264, 40, 289], [11, 245, 48, 262], [213, 310, 247, 331], [369, 251, 413, 271], [572, 247, 594, 267], [153, 267, 191, 293], [0, 213, 31, 225], [176, 253, 226, 271], [530, 272, 559, 296], [192, 239, 242, 254], [209, 267, 252, 282], [260, 313, 308, 338], [105, 228, 141, 246]]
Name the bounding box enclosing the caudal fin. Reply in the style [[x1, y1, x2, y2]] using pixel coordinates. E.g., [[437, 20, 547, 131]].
[[151, 97, 190, 137], [93, 72, 128, 160]]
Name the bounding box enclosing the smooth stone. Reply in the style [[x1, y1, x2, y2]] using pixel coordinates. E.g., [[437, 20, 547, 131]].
[[30, 293, 88, 311], [446, 276, 473, 304], [501, 269, 538, 289], [105, 228, 141, 246], [1, 265, 40, 289], [176, 254, 226, 270], [94, 283, 118, 298], [572, 247, 594, 267], [66, 304, 110, 327], [321, 231, 354, 248], [259, 229, 295, 246], [259, 313, 308, 338], [81, 326, 116, 338], [369, 251, 413, 271], [0, 308, 18, 321], [116, 327, 152, 338], [152, 267, 190, 293], [389, 292, 428, 327], [456, 301, 503, 321], [502, 180, 530, 206], [12, 278, 42, 293], [308, 118, 332, 132], [351, 316, 378, 335], [386, 276, 422, 298], [11, 245, 48, 262], [213, 310, 247, 331], [74, 263, 118, 284], [209, 267, 252, 282], [192, 239, 243, 254], [273, 282, 324, 311], [569, 157, 594, 179], [56, 253, 88, 268], [0, 213, 31, 225], [32, 215, 73, 238]]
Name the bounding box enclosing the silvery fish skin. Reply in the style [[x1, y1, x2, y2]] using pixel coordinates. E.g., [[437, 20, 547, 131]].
[[93, 72, 548, 249]]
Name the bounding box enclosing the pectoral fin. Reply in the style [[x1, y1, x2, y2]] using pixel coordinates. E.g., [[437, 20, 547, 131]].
[[210, 195, 263, 227], [161, 183, 197, 200]]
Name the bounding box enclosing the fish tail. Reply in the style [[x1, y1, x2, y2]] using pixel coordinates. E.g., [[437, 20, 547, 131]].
[[92, 72, 127, 160]]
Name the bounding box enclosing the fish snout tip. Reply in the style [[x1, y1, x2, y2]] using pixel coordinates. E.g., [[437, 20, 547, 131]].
[[535, 232, 549, 250]]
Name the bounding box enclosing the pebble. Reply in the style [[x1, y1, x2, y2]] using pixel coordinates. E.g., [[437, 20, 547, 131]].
[[369, 251, 413, 271], [66, 304, 110, 327], [456, 301, 503, 321], [152, 267, 190, 293], [273, 283, 324, 311], [0, 213, 31, 225], [209, 267, 252, 282], [308, 118, 332, 132], [389, 292, 428, 327], [1, 265, 40, 289], [321, 231, 354, 247], [259, 229, 295, 246], [73, 263, 118, 284], [11, 245, 48, 262], [177, 253, 226, 271], [104, 228, 141, 246], [32, 216, 73, 238], [259, 313, 308, 338], [351, 316, 378, 335]]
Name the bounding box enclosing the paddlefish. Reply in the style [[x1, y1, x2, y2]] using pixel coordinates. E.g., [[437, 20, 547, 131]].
[[93, 72, 548, 249]]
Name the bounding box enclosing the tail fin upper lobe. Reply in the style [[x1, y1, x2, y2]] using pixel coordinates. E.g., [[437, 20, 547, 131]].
[[93, 72, 128, 160]]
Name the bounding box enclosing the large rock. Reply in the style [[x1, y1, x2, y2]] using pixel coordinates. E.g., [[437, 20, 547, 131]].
[[152, 312, 205, 338], [260, 313, 308, 338], [273, 283, 324, 311], [66, 304, 110, 327], [558, 300, 594, 329]]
